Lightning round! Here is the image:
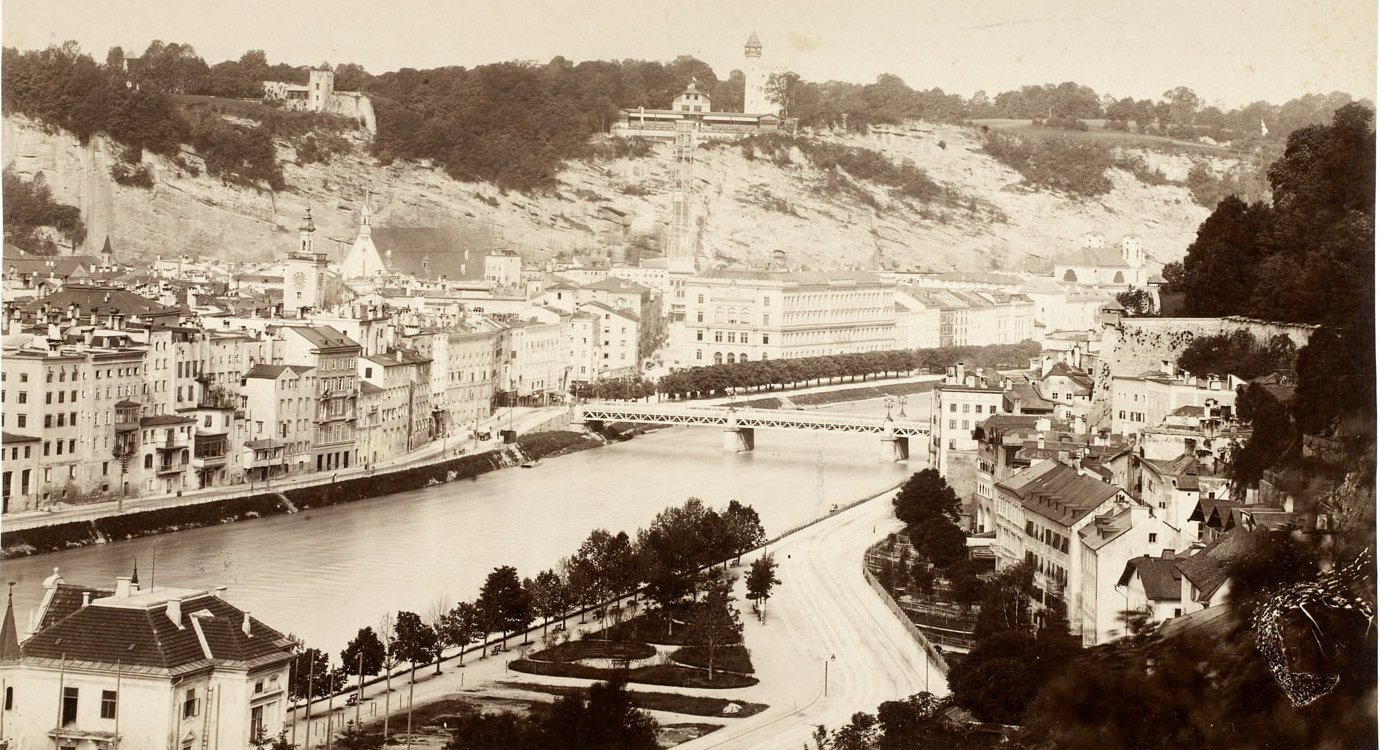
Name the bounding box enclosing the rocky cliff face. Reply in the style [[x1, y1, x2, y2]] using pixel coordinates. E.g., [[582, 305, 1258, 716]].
[[2, 115, 1222, 271]]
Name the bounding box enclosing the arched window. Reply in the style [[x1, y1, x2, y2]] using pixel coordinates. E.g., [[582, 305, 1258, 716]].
[[714, 307, 726, 324], [727, 353, 736, 364], [1062, 269, 1078, 282], [713, 352, 723, 365], [741, 352, 749, 363], [1113, 271, 1125, 284], [144, 454, 153, 469]]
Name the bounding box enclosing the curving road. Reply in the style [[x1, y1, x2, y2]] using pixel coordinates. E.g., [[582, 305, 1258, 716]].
[[681, 492, 946, 750]]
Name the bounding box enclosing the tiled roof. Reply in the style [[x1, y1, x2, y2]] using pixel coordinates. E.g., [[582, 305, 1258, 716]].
[[22, 285, 180, 318], [999, 460, 1122, 527], [1, 432, 40, 444], [23, 590, 293, 671], [284, 325, 361, 351], [1118, 554, 1184, 600], [244, 364, 292, 379], [583, 277, 651, 294], [37, 584, 114, 631], [1176, 526, 1254, 601], [370, 227, 488, 281], [1059, 246, 1131, 269]]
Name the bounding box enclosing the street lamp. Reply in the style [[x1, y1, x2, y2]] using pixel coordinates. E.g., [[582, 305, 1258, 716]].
[[883, 395, 894, 420], [897, 395, 908, 418], [824, 653, 836, 696]]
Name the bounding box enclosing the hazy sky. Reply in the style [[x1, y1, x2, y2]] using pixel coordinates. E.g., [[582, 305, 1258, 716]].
[[3, 0, 1375, 107]]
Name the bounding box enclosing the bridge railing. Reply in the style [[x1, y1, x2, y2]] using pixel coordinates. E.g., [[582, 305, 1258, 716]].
[[576, 402, 930, 435]]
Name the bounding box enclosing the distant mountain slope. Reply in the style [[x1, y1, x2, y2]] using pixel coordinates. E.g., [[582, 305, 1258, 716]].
[[2, 114, 1226, 271]]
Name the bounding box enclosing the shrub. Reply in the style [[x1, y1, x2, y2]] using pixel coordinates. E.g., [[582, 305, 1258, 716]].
[[109, 162, 155, 189]]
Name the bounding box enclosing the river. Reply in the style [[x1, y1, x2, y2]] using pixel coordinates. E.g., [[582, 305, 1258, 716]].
[[2, 397, 924, 653]]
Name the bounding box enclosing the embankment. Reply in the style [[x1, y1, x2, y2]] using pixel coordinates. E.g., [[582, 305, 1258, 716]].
[[2, 431, 600, 558]]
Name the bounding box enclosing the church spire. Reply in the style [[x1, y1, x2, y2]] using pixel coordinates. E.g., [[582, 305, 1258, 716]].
[[1, 582, 20, 662], [299, 207, 316, 255], [359, 191, 372, 236], [745, 30, 762, 58]]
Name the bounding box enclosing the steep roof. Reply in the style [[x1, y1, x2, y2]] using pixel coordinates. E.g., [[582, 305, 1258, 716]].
[[370, 227, 488, 281], [23, 285, 180, 319], [22, 589, 293, 672], [283, 325, 361, 351], [1118, 554, 1184, 601], [1059, 246, 1131, 269], [1176, 526, 1254, 601], [999, 459, 1122, 527]]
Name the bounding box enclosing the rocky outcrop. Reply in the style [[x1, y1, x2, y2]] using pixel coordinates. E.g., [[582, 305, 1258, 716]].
[[2, 115, 1227, 271]]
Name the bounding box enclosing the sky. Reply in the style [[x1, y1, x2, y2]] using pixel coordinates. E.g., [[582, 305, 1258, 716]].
[[3, 0, 1375, 108]]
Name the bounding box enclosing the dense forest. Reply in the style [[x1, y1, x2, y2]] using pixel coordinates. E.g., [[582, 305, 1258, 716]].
[[1, 39, 1366, 194]]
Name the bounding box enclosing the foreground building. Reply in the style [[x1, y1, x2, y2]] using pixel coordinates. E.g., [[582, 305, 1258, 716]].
[[0, 569, 296, 749]]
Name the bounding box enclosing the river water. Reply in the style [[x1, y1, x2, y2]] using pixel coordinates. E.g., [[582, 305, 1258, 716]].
[[2, 398, 922, 652]]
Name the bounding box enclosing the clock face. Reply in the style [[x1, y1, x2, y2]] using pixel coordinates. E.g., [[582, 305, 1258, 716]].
[[293, 272, 307, 290]]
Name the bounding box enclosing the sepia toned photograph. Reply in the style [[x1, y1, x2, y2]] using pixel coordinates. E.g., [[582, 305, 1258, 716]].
[[0, 1, 1374, 748]]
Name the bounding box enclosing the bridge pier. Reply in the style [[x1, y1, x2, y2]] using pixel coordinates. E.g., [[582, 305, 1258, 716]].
[[880, 435, 910, 462], [722, 427, 756, 453]]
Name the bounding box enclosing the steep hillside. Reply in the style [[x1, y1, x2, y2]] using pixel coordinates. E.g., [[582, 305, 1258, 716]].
[[2, 114, 1224, 271]]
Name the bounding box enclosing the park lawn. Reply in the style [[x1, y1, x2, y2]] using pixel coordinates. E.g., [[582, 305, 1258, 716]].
[[670, 645, 755, 675], [503, 682, 768, 718], [511, 659, 758, 689]]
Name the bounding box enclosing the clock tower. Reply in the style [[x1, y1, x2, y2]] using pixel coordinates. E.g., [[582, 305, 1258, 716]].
[[281, 207, 329, 317]]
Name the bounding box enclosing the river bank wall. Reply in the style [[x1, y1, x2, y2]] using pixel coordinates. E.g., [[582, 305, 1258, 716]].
[[2, 431, 603, 558]]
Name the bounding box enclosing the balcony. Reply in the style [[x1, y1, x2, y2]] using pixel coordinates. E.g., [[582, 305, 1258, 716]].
[[155, 461, 186, 475], [191, 453, 227, 468]]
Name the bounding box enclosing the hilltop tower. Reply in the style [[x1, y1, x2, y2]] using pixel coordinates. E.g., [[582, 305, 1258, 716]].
[[283, 207, 328, 316], [308, 68, 335, 112], [742, 31, 776, 115]]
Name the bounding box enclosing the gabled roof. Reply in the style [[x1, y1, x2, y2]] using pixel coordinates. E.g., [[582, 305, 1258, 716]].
[[370, 227, 488, 281], [243, 364, 310, 379], [998, 459, 1123, 527], [1118, 554, 1184, 601], [22, 589, 293, 671], [1059, 246, 1131, 269], [1176, 526, 1254, 601], [578, 299, 640, 321], [1041, 361, 1093, 390], [283, 325, 361, 351], [22, 285, 180, 318]]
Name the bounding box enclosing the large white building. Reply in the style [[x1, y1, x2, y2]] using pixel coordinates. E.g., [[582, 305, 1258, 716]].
[[0, 570, 296, 749], [678, 269, 895, 366]]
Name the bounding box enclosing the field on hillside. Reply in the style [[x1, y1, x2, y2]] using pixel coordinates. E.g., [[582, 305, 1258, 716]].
[[970, 118, 1243, 155]]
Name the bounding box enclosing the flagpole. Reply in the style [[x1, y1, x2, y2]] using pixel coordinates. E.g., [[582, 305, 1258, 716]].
[[356, 651, 363, 729]]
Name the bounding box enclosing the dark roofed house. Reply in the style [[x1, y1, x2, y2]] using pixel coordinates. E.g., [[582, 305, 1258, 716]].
[[0, 569, 296, 748]]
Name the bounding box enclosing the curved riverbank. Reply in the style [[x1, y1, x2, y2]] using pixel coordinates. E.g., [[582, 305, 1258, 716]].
[[1, 430, 603, 559]]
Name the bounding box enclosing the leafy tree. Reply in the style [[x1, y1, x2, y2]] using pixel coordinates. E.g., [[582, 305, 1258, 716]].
[[832, 712, 880, 750], [542, 678, 660, 750], [893, 469, 961, 527], [1176, 330, 1295, 380], [1115, 289, 1156, 316], [745, 553, 782, 621], [3, 169, 87, 254], [445, 709, 541, 750], [332, 720, 383, 750], [340, 627, 386, 677], [526, 568, 569, 634], [438, 601, 485, 667], [391, 611, 437, 670], [476, 565, 533, 647], [722, 500, 766, 563], [636, 498, 717, 620], [685, 580, 744, 681], [287, 643, 342, 702]]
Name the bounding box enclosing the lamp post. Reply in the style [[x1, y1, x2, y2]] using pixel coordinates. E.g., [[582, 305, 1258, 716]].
[[897, 395, 908, 418], [824, 653, 836, 696], [884, 395, 894, 420]]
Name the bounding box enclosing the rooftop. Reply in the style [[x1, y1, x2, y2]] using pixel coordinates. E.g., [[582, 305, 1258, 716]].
[[998, 459, 1123, 527]]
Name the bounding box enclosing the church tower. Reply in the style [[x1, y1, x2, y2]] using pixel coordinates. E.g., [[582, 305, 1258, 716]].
[[283, 207, 327, 317], [341, 191, 388, 279], [742, 31, 775, 115]]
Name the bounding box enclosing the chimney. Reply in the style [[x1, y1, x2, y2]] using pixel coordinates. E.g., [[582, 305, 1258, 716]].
[[1041, 355, 1053, 378], [1037, 434, 1046, 450], [955, 362, 966, 384], [166, 597, 183, 627], [213, 586, 228, 599], [242, 611, 253, 637], [114, 576, 133, 598], [82, 591, 92, 607]]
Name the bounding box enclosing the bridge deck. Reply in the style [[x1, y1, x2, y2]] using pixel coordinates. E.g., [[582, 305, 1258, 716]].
[[575, 403, 930, 437]]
